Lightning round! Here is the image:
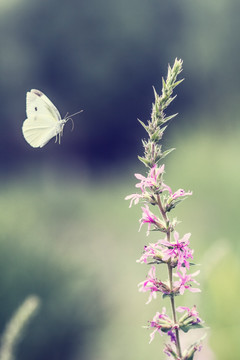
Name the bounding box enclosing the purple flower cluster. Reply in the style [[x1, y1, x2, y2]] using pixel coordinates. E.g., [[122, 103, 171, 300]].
[[126, 163, 204, 358], [148, 307, 177, 344], [161, 232, 193, 269]]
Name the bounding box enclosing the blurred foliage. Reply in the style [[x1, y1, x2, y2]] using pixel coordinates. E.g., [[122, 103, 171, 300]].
[[0, 295, 40, 360], [0, 178, 107, 360]]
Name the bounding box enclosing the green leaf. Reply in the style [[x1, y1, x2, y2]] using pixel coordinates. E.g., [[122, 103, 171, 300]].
[[180, 323, 205, 333], [166, 198, 184, 212], [151, 129, 161, 142], [137, 119, 149, 133], [158, 125, 168, 133], [161, 148, 175, 160], [172, 78, 184, 89], [137, 156, 151, 168], [161, 77, 167, 92], [158, 113, 178, 128], [152, 86, 158, 101]]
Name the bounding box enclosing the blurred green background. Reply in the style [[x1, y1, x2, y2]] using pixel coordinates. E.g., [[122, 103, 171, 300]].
[[0, 0, 239, 359]]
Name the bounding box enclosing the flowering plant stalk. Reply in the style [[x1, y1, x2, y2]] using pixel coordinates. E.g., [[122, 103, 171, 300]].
[[126, 59, 206, 360]]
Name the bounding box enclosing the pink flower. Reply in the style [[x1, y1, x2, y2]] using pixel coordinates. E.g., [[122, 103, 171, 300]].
[[177, 305, 202, 324], [171, 189, 193, 200], [161, 184, 193, 212], [135, 164, 165, 191], [149, 308, 174, 344], [136, 240, 164, 264], [125, 193, 143, 208], [173, 267, 201, 295], [138, 266, 170, 303], [139, 205, 162, 236], [138, 266, 158, 304], [125, 165, 165, 208], [160, 231, 193, 269], [163, 184, 192, 198], [162, 182, 172, 193], [135, 173, 152, 192]]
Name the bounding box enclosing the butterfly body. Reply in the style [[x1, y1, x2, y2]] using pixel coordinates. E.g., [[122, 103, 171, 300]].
[[22, 89, 80, 148]]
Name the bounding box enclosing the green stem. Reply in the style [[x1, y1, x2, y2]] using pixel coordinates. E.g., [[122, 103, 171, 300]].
[[156, 194, 182, 359]]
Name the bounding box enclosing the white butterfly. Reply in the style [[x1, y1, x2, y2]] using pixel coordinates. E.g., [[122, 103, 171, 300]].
[[22, 89, 82, 148]]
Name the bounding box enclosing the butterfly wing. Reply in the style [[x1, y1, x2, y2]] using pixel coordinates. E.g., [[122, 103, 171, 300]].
[[22, 115, 63, 148], [26, 89, 61, 121]]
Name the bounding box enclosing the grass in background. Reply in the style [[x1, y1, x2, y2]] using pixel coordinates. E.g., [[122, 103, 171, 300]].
[[0, 128, 239, 360]]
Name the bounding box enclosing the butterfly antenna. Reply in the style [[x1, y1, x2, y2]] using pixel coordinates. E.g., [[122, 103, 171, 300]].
[[65, 110, 82, 130], [69, 118, 74, 131], [67, 110, 83, 118], [63, 110, 82, 132]]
